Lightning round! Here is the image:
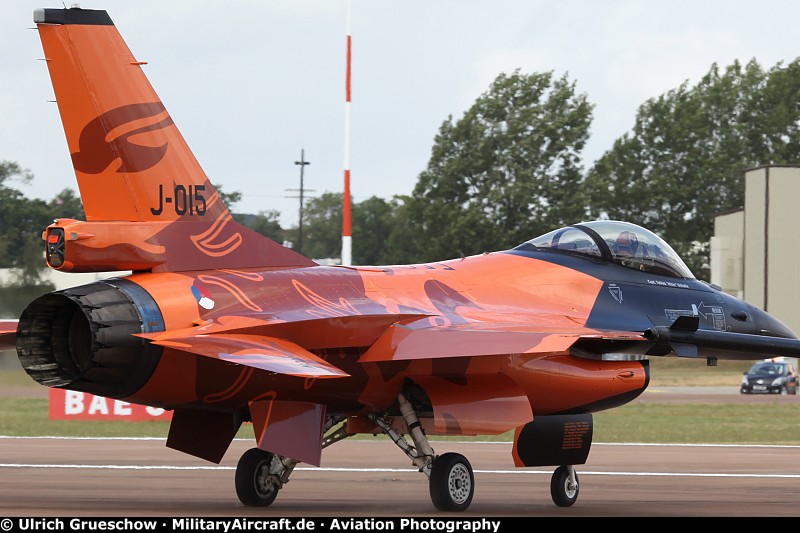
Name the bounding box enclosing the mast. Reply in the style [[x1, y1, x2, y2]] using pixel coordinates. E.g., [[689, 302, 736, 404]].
[[341, 0, 353, 266]]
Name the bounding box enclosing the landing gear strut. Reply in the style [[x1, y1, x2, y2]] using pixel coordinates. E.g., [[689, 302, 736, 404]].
[[371, 391, 475, 512]]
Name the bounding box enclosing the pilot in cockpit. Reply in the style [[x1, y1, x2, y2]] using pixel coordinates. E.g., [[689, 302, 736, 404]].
[[612, 231, 639, 258], [612, 231, 649, 271]]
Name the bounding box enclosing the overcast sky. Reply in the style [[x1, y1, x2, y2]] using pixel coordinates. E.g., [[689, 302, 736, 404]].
[[3, 1, 800, 228]]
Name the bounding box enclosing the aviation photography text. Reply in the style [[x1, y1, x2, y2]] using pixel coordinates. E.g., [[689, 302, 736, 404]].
[[3, 518, 505, 533]]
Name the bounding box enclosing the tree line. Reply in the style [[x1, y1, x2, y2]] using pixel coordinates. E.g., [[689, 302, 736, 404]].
[[4, 57, 800, 296], [274, 58, 800, 277]]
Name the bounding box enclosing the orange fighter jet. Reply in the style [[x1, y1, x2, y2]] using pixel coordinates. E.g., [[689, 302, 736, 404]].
[[6, 6, 800, 512]]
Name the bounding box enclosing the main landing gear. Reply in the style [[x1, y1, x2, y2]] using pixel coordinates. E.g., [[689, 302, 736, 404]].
[[234, 448, 286, 507], [234, 415, 350, 507], [233, 393, 580, 510], [370, 391, 475, 512]]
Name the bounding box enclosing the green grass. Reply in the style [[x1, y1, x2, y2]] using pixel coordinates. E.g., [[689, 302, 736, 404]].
[[2, 355, 795, 444], [0, 397, 173, 438], [593, 402, 800, 444], [646, 357, 752, 387], [3, 397, 798, 444]]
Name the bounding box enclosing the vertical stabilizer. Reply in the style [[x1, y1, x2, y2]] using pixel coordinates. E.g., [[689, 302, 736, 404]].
[[34, 8, 315, 271]]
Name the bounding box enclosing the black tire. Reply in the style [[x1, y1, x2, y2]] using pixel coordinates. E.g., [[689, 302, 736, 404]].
[[235, 448, 279, 507], [429, 452, 474, 512], [551, 465, 579, 507]]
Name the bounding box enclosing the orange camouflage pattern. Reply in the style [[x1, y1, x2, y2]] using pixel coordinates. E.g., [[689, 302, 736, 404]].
[[19, 6, 799, 512], [13, 7, 651, 468]]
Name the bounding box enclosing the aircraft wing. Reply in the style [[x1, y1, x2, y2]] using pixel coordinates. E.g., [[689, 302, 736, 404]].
[[150, 333, 348, 378], [359, 320, 644, 362], [0, 320, 17, 351]]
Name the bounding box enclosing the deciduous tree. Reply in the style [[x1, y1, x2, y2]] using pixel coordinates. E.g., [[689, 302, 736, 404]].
[[402, 69, 594, 262], [584, 58, 800, 278]]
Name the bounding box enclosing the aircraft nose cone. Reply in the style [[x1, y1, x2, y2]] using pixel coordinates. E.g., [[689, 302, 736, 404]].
[[749, 305, 798, 339]]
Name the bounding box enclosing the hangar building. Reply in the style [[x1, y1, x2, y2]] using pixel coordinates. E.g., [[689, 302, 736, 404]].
[[711, 164, 800, 334]]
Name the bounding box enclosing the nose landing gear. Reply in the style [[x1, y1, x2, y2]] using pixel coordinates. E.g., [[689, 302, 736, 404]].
[[550, 464, 579, 507]]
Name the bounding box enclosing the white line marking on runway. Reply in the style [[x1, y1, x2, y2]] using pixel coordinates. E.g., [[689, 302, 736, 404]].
[[2, 436, 800, 449], [0, 463, 798, 479]]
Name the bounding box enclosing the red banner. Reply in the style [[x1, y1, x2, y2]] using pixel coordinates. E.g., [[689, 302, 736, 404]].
[[48, 389, 172, 421]]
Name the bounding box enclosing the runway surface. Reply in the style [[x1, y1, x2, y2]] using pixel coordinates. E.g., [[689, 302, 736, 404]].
[[2, 436, 799, 517], [1, 385, 798, 518]]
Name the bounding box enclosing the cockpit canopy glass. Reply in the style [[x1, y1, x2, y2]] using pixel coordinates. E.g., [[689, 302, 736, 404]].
[[515, 220, 695, 279]]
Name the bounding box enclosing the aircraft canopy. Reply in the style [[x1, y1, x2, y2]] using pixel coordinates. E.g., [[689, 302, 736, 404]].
[[516, 220, 695, 279]]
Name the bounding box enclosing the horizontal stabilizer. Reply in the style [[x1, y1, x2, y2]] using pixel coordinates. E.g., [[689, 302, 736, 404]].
[[150, 333, 348, 378]]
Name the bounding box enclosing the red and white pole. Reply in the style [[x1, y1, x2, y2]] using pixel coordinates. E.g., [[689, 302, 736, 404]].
[[341, 0, 353, 266]]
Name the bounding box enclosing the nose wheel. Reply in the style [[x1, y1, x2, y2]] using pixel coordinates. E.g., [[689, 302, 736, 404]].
[[550, 464, 579, 507]]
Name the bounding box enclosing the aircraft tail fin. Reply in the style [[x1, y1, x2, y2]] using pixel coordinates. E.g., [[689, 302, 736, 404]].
[[34, 8, 315, 272]]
